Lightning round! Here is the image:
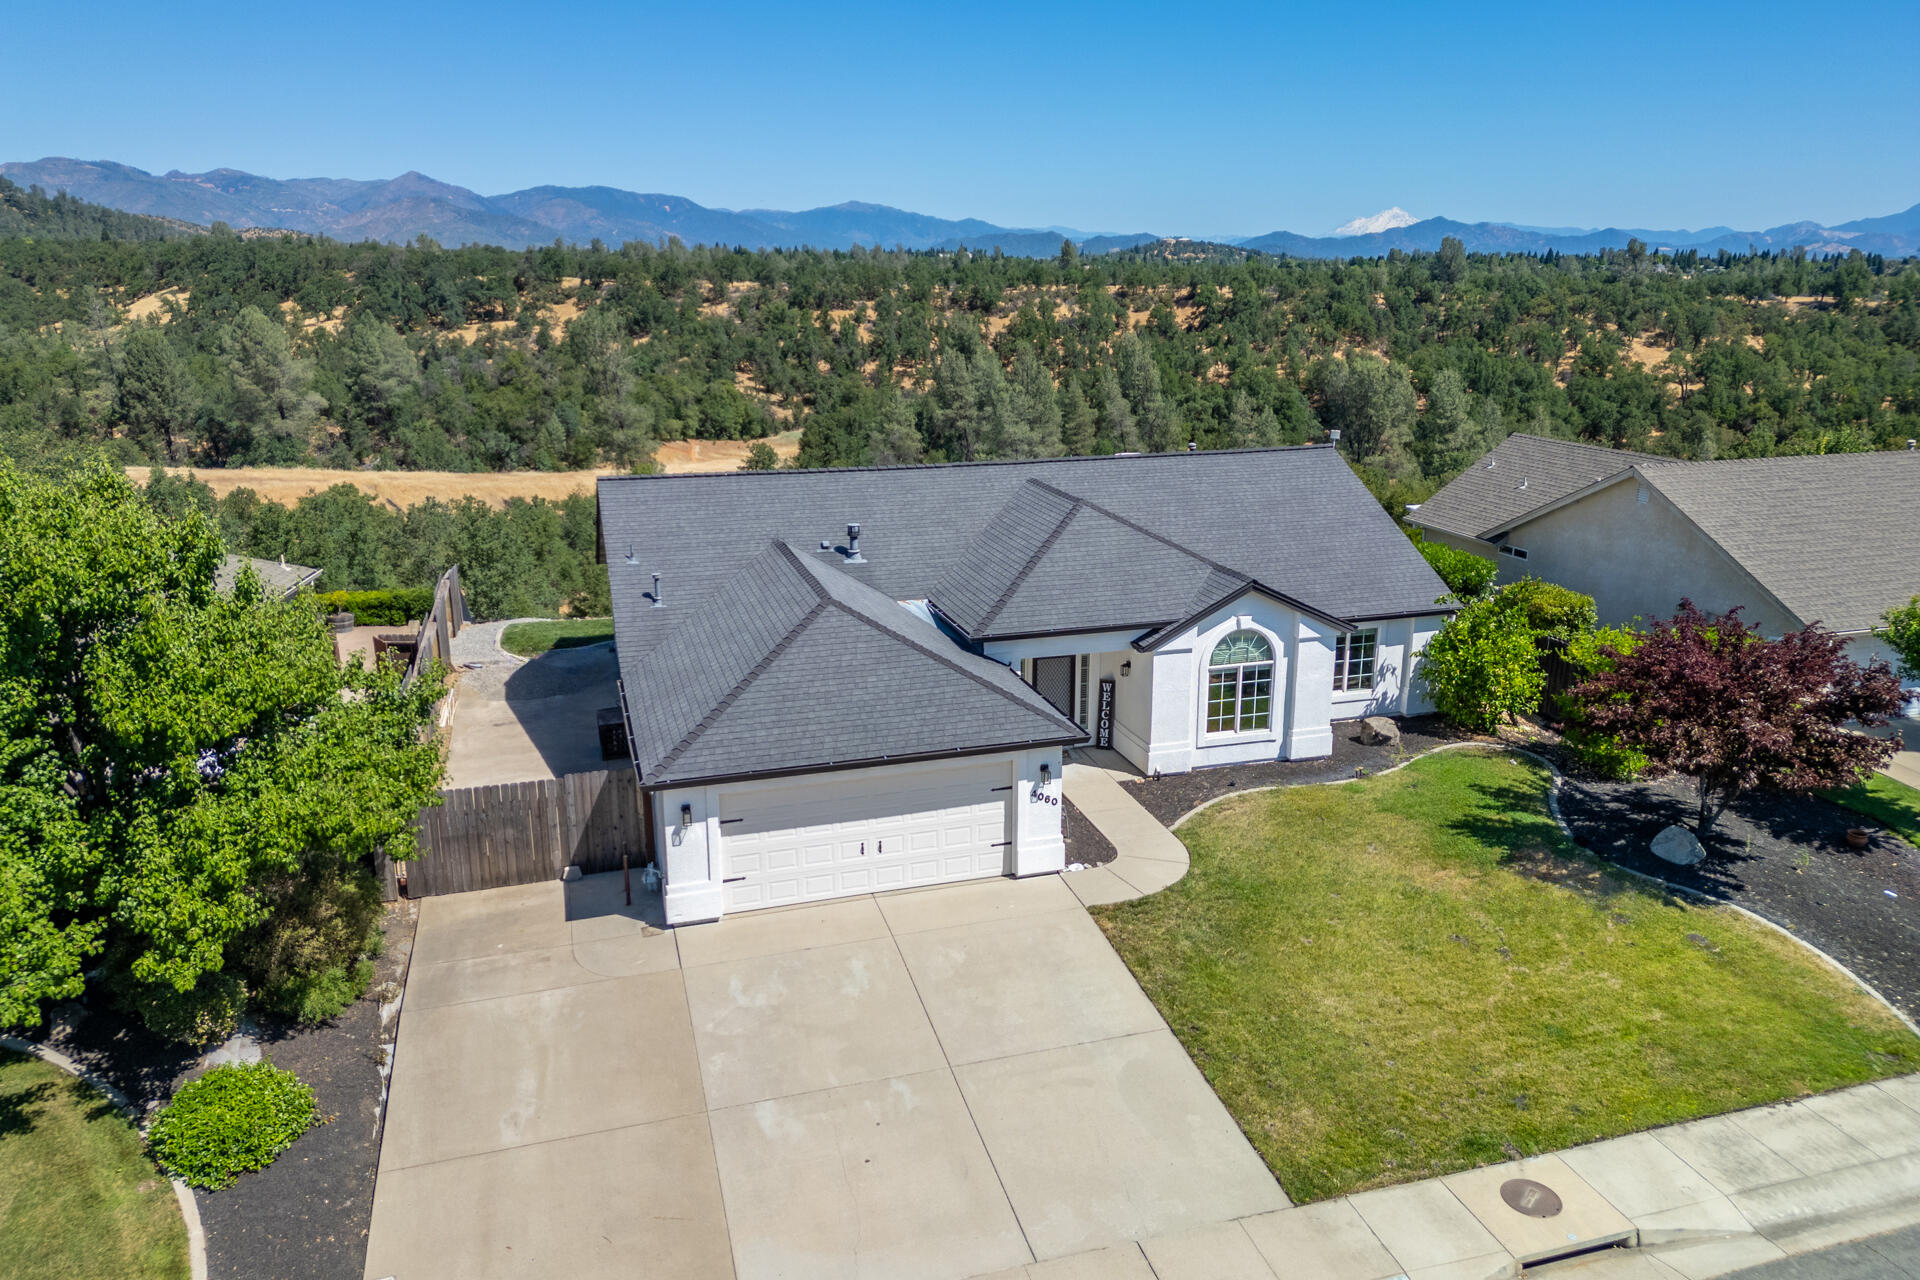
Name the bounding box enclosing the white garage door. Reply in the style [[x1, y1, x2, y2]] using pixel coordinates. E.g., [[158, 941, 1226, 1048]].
[[717, 758, 1014, 913]]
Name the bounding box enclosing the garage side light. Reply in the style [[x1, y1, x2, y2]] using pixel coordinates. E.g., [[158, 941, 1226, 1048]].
[[680, 802, 693, 829], [1039, 762, 1051, 786]]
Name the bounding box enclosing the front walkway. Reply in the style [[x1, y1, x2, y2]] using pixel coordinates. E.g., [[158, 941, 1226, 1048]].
[[365, 866, 1282, 1280]]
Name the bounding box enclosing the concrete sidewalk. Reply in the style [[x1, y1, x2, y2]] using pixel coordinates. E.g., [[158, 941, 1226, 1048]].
[[1038, 748, 1920, 1280]]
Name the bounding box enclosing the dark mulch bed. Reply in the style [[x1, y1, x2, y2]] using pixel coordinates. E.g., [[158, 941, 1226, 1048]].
[[1125, 714, 1482, 828], [1063, 797, 1116, 868], [1560, 776, 1920, 1020], [27, 903, 418, 1280]]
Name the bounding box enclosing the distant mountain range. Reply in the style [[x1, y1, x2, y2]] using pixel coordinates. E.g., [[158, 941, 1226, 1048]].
[[3, 158, 1916, 259]]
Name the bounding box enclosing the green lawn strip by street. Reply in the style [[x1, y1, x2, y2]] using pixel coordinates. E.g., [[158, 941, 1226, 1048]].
[[1823, 772, 1920, 846], [0, 1050, 190, 1280], [499, 617, 615, 657], [1095, 749, 1920, 1203]]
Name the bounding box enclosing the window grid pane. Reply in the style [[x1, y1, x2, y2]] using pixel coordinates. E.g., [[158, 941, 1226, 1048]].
[[1206, 670, 1238, 733], [1239, 664, 1272, 730]]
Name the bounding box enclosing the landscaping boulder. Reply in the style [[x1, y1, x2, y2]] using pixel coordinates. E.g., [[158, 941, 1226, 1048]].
[[1651, 824, 1705, 866], [1360, 716, 1401, 746]]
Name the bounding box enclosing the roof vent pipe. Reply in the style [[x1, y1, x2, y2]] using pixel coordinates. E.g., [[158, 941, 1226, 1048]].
[[1909, 439, 1917, 451], [1187, 440, 1197, 452], [845, 523, 866, 564], [651, 573, 664, 607]]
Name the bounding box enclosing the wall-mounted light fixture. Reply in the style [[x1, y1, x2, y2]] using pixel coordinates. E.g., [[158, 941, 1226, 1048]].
[[680, 802, 693, 829], [1039, 761, 1051, 785], [1120, 660, 1132, 678]]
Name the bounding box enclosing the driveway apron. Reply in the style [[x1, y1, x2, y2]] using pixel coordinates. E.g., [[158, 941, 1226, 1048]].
[[363, 870, 1285, 1280]]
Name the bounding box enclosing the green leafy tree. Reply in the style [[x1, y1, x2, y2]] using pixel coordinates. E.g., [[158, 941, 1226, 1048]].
[[1418, 592, 1546, 731], [0, 463, 444, 1038], [1314, 354, 1417, 476], [740, 440, 778, 470], [1878, 596, 1920, 684]]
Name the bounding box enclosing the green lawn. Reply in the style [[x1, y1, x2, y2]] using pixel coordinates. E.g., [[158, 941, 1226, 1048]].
[[499, 617, 615, 657], [0, 1051, 190, 1280], [1824, 772, 1920, 846], [1095, 749, 1920, 1202]]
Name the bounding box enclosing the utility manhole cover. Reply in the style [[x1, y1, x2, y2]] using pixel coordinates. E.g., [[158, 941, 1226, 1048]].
[[1500, 1178, 1563, 1218]]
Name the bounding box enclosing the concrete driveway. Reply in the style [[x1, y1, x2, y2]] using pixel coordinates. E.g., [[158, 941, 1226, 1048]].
[[364, 872, 1285, 1280]]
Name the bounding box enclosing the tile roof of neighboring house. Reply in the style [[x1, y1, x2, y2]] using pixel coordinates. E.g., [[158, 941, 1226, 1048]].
[[216, 554, 321, 599], [600, 446, 1450, 665], [624, 541, 1083, 788], [1409, 433, 1666, 541], [1632, 450, 1920, 635]]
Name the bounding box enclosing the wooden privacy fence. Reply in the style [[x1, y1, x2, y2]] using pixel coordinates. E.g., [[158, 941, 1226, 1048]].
[[402, 768, 646, 897], [404, 564, 466, 688], [1535, 637, 1589, 718]]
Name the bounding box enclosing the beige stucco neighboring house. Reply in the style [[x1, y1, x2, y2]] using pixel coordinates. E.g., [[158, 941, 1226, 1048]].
[[1409, 434, 1920, 691]]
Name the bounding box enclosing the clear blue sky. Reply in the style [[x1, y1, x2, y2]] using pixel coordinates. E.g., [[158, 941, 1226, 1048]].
[[6, 0, 1915, 235]]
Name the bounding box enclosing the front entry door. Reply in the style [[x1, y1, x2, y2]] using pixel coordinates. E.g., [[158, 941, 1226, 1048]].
[[1031, 655, 1075, 718]]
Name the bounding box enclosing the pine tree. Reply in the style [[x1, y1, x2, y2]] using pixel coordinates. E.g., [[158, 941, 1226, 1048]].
[[1096, 365, 1139, 452], [1115, 331, 1178, 450], [116, 326, 195, 463], [868, 391, 925, 465], [1061, 383, 1097, 456], [1001, 345, 1064, 459], [1413, 368, 1476, 477]]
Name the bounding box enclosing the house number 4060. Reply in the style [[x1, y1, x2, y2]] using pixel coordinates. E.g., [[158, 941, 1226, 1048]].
[[1029, 788, 1059, 806]]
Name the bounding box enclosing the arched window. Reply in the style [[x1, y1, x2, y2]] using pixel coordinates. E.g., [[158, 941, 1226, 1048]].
[[1206, 630, 1274, 733]]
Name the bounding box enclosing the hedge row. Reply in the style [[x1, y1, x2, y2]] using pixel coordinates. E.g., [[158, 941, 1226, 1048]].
[[315, 588, 434, 628]]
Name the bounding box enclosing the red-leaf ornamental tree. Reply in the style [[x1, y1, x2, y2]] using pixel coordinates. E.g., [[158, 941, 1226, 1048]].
[[1571, 602, 1905, 839]]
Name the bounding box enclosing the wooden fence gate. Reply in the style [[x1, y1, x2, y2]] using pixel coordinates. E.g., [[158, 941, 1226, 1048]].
[[403, 768, 647, 897]]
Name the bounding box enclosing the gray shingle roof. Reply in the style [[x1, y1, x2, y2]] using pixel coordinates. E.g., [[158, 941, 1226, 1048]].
[[600, 447, 1449, 665], [1634, 450, 1920, 634], [216, 554, 321, 599], [1410, 434, 1665, 540], [625, 541, 1083, 787], [928, 479, 1264, 640]]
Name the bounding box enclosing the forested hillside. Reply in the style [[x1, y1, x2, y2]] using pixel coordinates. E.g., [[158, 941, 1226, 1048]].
[[3, 222, 1916, 614], [0, 174, 203, 242]]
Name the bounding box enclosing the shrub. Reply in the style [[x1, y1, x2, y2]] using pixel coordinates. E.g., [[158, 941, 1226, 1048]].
[[229, 857, 384, 1025], [1411, 534, 1498, 600], [1881, 595, 1920, 684], [258, 960, 374, 1024], [1555, 625, 1649, 779], [117, 972, 247, 1047], [1419, 592, 1546, 731], [149, 1062, 318, 1190], [1497, 578, 1598, 640], [314, 588, 433, 628]]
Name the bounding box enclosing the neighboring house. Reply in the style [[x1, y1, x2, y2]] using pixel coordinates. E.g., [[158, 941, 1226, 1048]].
[[598, 447, 1452, 924], [215, 553, 321, 600], [1410, 434, 1920, 685]]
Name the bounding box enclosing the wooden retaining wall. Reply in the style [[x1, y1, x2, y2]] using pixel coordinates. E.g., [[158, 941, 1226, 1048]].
[[403, 767, 646, 897]]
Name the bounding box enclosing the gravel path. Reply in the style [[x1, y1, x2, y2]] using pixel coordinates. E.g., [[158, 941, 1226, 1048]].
[[1560, 775, 1920, 1019]]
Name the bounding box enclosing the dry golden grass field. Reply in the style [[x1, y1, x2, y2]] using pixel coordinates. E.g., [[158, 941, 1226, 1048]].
[[126, 431, 802, 507]]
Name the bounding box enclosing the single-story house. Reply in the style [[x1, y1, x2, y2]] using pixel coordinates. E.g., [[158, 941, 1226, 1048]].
[[1410, 434, 1920, 686], [599, 447, 1453, 924], [215, 553, 322, 600]]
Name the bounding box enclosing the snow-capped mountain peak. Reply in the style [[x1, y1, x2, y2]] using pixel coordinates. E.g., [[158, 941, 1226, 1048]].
[[1330, 207, 1420, 237]]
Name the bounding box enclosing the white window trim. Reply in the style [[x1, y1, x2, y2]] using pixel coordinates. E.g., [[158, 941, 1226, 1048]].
[[1332, 628, 1378, 696], [1498, 544, 1529, 560], [1201, 629, 1278, 740]]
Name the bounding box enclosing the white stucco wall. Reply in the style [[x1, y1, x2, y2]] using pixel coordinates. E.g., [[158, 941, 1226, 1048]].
[[653, 746, 1063, 926]]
